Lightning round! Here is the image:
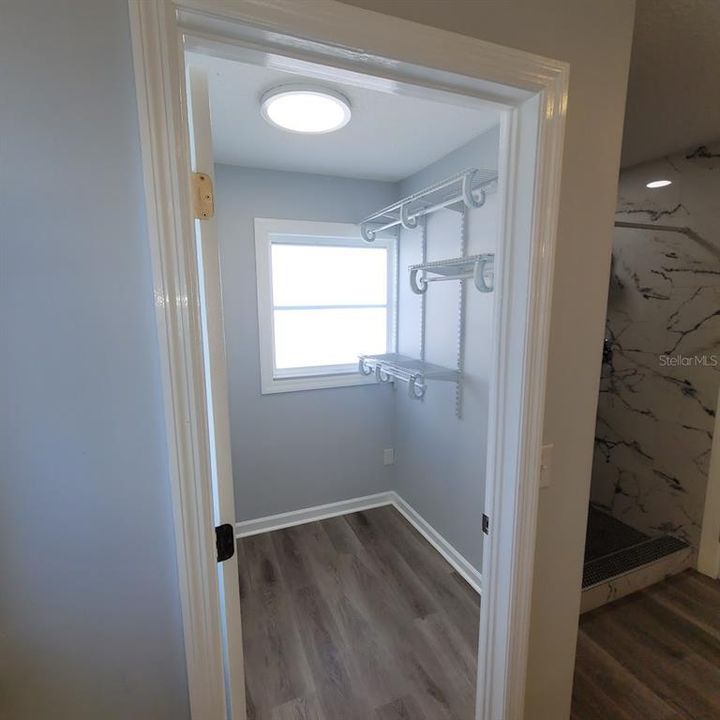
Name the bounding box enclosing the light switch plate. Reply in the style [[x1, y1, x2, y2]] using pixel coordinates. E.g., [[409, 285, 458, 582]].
[[384, 448, 395, 466], [540, 443, 553, 488]]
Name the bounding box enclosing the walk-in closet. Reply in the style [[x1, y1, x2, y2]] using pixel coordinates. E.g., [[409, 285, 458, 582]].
[[186, 48, 502, 720]]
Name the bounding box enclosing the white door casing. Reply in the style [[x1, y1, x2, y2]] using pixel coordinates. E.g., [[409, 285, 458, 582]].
[[128, 2, 568, 718], [699, 386, 720, 579]]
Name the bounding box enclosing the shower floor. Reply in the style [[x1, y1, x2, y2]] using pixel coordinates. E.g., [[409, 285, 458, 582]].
[[582, 505, 689, 589]]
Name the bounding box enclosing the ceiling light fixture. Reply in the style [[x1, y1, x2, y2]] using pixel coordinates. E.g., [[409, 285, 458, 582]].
[[260, 85, 352, 134], [646, 179, 672, 188]]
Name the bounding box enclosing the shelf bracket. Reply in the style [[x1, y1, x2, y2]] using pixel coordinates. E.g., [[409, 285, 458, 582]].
[[360, 223, 376, 243], [409, 267, 428, 295], [473, 256, 494, 293], [400, 202, 418, 230], [462, 169, 487, 209]]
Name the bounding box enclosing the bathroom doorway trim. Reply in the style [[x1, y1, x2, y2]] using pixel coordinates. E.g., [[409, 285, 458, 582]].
[[699, 387, 720, 578]]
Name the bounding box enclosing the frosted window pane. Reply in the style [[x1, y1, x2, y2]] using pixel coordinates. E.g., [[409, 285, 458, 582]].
[[274, 308, 387, 369], [271, 243, 387, 306]]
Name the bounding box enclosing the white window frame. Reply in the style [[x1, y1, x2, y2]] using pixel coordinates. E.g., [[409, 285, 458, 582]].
[[254, 218, 396, 394]]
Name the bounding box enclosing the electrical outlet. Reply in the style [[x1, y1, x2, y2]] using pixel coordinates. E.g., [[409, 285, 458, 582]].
[[540, 443, 553, 488], [383, 448, 395, 466]]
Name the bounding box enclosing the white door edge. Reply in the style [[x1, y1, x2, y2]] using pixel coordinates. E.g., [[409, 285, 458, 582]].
[[187, 66, 247, 719]]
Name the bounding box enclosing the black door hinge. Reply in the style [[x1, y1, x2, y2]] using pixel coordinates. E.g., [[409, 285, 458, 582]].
[[215, 523, 235, 562], [482, 514, 490, 535]]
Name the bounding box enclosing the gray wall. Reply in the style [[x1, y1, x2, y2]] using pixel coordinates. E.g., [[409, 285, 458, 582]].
[[214, 165, 398, 521], [0, 1, 189, 718], [394, 130, 499, 569]]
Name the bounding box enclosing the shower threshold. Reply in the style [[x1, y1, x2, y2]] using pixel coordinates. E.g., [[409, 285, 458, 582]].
[[582, 505, 689, 590]]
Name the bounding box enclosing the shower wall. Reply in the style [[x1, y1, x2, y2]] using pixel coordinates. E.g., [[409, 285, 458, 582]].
[[590, 141, 720, 549]]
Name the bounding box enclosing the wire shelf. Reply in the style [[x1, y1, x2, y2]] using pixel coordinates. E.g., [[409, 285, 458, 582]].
[[358, 353, 460, 400], [409, 253, 494, 294], [359, 168, 498, 242]]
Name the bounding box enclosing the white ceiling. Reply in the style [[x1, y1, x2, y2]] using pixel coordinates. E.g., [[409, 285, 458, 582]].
[[186, 52, 500, 182], [622, 0, 720, 167]]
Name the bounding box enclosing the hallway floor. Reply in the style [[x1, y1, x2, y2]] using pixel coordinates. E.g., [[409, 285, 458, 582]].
[[572, 570, 720, 719], [237, 506, 480, 720]]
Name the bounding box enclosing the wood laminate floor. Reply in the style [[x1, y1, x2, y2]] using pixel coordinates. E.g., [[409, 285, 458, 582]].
[[237, 505, 481, 720], [572, 570, 720, 719]]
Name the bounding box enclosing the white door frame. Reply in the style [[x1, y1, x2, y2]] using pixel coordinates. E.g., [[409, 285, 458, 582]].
[[128, 2, 568, 719], [699, 386, 720, 578]]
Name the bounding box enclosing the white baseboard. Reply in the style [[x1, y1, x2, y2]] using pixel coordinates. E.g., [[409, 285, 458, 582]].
[[235, 492, 395, 538], [235, 490, 482, 595], [389, 491, 483, 595]]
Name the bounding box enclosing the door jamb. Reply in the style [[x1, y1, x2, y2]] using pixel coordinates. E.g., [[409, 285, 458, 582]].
[[699, 386, 720, 578], [128, 2, 568, 718]]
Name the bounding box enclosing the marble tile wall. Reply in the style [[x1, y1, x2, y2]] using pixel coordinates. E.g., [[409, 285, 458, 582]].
[[590, 142, 720, 550]]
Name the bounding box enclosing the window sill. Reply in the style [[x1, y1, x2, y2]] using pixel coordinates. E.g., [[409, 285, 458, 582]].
[[261, 370, 382, 395]]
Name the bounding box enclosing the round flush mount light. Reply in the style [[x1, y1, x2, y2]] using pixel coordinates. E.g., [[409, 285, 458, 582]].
[[646, 179, 672, 188], [260, 85, 352, 134]]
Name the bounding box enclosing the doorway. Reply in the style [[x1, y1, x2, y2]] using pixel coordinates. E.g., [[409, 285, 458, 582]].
[[189, 46, 502, 718], [129, 2, 568, 718]]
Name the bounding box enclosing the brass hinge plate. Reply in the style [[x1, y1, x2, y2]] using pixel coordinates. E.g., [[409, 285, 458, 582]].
[[192, 172, 214, 219]]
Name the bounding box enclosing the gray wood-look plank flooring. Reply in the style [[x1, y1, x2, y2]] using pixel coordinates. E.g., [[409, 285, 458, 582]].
[[572, 569, 720, 719], [237, 506, 481, 720]]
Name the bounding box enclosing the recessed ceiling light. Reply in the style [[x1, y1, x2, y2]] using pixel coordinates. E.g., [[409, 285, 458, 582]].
[[260, 85, 351, 134], [646, 179, 672, 188]]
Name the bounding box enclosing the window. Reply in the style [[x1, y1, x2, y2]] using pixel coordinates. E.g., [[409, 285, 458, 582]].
[[255, 218, 396, 393]]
